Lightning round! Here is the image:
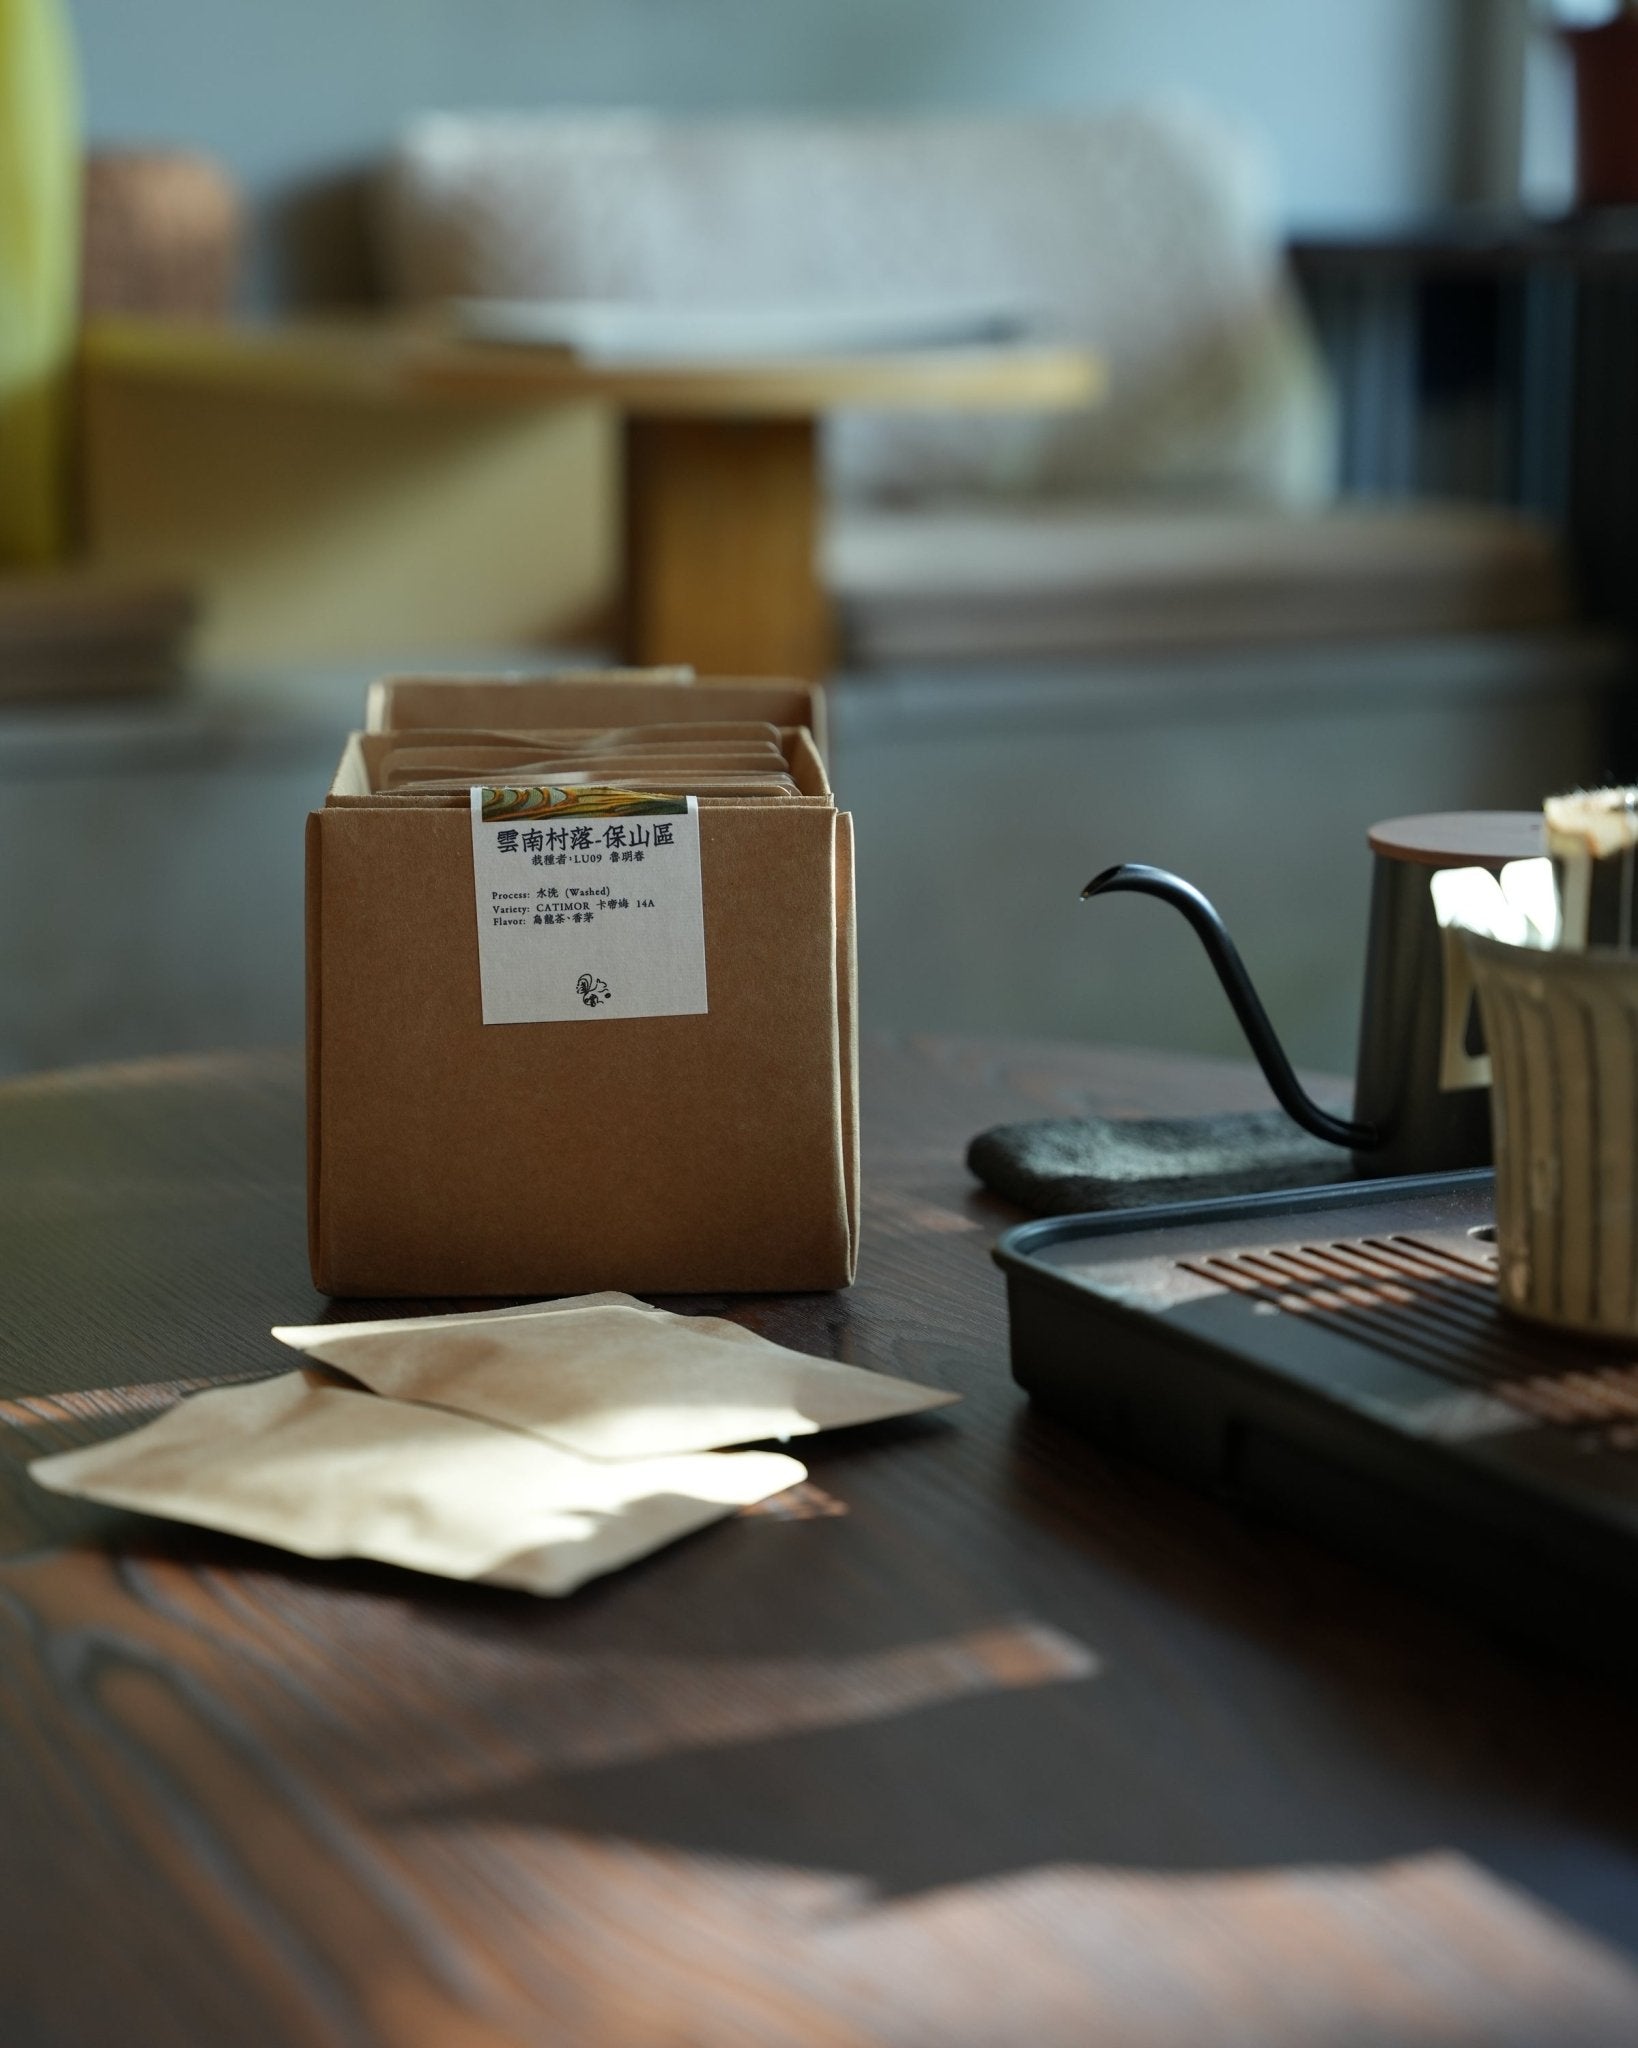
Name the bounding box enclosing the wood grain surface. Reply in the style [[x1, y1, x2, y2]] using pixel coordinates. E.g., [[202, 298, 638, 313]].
[[4, 1037, 1638, 2047]]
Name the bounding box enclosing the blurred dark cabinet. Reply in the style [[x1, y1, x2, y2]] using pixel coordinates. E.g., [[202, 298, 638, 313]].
[[1291, 212, 1638, 638]]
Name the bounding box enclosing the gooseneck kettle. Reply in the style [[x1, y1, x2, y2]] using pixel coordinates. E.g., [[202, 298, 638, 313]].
[[1082, 812, 1544, 1179]]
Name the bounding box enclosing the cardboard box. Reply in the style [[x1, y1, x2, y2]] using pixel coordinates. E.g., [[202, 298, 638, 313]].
[[308, 674, 857, 1296]]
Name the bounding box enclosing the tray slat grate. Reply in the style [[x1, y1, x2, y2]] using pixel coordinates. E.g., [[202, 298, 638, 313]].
[[1179, 1234, 1638, 1441]]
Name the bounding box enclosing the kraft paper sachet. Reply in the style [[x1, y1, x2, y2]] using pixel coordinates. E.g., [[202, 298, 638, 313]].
[[377, 737, 788, 785], [383, 769, 796, 795], [273, 1290, 654, 1340], [30, 1372, 806, 1596], [272, 1302, 959, 1460], [381, 751, 788, 788], [375, 722, 785, 753]]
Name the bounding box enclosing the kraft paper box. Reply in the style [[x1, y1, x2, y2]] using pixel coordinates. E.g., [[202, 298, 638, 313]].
[[308, 674, 857, 1296]]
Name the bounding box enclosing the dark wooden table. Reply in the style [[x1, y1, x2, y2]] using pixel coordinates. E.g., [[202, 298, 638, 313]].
[[4, 1036, 1638, 2047]]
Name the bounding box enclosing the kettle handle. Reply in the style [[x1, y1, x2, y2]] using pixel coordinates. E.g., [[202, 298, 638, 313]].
[[1082, 863, 1382, 1152]]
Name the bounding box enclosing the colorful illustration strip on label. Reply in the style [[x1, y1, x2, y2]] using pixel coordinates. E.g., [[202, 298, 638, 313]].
[[480, 786, 691, 820]]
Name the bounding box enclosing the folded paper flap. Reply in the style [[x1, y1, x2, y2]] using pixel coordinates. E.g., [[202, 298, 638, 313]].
[[276, 1302, 958, 1459], [366, 670, 701, 732], [31, 1373, 806, 1597]]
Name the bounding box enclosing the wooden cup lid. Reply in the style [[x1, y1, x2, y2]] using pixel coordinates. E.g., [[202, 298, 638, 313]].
[[1367, 811, 1544, 871]]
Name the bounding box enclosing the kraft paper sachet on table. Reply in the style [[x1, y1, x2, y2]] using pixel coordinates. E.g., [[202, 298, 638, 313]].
[[30, 1372, 806, 1596], [273, 1300, 959, 1460], [273, 1290, 657, 1339], [269, 1291, 768, 1346]]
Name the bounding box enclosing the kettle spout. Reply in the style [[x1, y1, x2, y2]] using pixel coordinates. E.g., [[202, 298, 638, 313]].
[[1082, 863, 1381, 1152]]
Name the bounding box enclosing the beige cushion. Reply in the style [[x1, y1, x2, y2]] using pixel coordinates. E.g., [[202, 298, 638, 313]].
[[382, 105, 1335, 506], [826, 502, 1574, 664]]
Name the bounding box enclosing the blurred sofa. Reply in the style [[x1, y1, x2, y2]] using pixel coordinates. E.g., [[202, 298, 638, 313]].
[[22, 110, 1603, 1079], [366, 105, 1616, 1071], [379, 103, 1573, 665]]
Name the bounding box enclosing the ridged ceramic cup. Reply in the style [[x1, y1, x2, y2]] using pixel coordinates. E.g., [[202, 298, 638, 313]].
[[1462, 929, 1638, 1340]]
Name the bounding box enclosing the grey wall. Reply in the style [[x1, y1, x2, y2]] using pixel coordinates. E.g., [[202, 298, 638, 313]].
[[69, 0, 1469, 305], [7, 631, 1619, 1079], [832, 633, 1623, 1073]]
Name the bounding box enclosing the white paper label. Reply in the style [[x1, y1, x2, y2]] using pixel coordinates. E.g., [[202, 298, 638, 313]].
[[470, 787, 708, 1024]]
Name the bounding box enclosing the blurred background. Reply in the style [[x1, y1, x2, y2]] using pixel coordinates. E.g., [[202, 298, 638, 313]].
[[4, 0, 1636, 1080]]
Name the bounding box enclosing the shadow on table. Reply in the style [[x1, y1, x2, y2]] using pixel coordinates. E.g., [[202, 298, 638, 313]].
[[393, 1400, 1638, 1966], [20, 1382, 1638, 1978], [43, 1391, 1596, 1968], [398, 1660, 1638, 1968]]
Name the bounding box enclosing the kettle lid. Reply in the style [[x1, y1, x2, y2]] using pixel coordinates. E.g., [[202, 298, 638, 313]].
[[1368, 811, 1543, 872]]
